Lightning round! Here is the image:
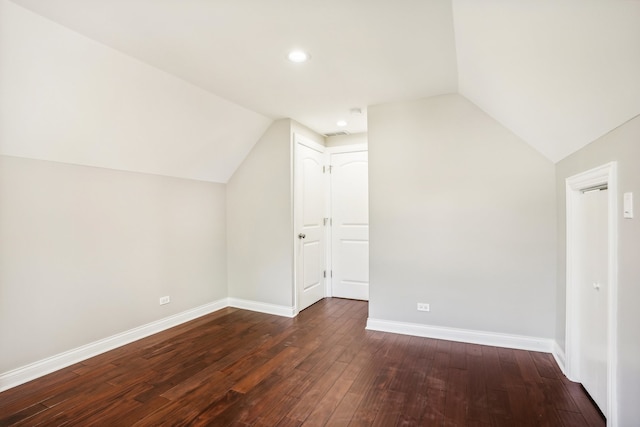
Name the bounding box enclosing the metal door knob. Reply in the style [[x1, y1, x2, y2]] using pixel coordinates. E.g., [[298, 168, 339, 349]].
[[298, 233, 306, 239], [593, 282, 601, 290]]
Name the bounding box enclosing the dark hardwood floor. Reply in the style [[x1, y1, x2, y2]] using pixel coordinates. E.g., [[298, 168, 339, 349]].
[[0, 298, 605, 426]]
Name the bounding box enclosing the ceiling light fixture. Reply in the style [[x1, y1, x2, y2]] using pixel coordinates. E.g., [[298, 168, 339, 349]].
[[336, 120, 347, 127], [288, 50, 310, 63]]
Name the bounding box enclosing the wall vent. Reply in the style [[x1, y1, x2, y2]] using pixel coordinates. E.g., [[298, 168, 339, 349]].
[[324, 131, 350, 137]]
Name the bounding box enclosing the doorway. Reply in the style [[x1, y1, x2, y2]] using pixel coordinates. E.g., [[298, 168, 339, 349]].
[[565, 162, 618, 424], [293, 138, 370, 311]]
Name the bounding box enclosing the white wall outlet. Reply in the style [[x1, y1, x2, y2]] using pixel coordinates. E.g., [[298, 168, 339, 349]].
[[159, 296, 170, 305], [417, 302, 430, 312]]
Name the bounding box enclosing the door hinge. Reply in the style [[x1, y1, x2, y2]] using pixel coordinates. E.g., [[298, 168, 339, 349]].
[[323, 270, 327, 278], [323, 165, 332, 174], [323, 217, 331, 226]]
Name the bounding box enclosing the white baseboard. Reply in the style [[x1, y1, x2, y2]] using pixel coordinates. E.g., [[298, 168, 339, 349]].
[[552, 341, 567, 374], [228, 298, 296, 318], [0, 303, 562, 393], [0, 298, 228, 392], [366, 317, 555, 353]]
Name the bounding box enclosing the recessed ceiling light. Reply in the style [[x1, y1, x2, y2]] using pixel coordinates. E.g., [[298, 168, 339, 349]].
[[288, 50, 310, 63], [336, 120, 347, 127]]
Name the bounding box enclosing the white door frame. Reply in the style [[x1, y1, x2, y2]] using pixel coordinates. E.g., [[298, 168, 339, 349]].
[[292, 133, 328, 314], [565, 161, 618, 425], [325, 143, 368, 298]]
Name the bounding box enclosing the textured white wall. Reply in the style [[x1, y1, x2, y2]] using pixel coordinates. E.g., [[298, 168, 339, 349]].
[[556, 114, 640, 426], [0, 156, 227, 373], [368, 94, 556, 338]]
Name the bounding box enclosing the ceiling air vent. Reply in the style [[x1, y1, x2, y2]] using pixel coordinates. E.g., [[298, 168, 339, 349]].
[[324, 131, 350, 137]]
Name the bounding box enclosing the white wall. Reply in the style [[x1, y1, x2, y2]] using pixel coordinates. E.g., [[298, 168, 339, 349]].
[[291, 121, 326, 148], [0, 0, 235, 377], [0, 155, 227, 373], [227, 119, 324, 310], [368, 94, 557, 338], [227, 120, 294, 308], [556, 115, 640, 426], [0, 0, 271, 183], [325, 133, 367, 148]]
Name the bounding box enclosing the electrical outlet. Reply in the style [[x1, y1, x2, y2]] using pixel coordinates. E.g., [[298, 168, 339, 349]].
[[417, 303, 430, 312], [159, 296, 170, 305]]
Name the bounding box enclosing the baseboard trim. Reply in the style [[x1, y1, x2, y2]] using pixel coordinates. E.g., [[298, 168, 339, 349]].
[[228, 298, 295, 318], [1, 303, 561, 393], [366, 318, 554, 353], [552, 341, 567, 374], [0, 298, 228, 392]]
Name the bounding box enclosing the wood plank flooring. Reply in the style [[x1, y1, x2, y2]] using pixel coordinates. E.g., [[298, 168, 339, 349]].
[[0, 298, 605, 426]]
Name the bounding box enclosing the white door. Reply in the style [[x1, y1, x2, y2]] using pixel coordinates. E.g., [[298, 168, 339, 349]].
[[330, 150, 369, 300], [576, 188, 608, 416], [295, 138, 326, 311]]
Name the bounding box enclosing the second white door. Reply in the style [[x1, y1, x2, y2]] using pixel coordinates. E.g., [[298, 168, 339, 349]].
[[330, 150, 369, 300]]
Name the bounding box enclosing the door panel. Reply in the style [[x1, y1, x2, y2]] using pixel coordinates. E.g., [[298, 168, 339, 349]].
[[296, 140, 325, 311], [302, 240, 322, 290], [330, 151, 369, 300]]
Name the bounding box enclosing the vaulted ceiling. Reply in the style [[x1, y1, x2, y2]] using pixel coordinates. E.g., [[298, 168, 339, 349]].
[[4, 0, 640, 181], [454, 0, 640, 162]]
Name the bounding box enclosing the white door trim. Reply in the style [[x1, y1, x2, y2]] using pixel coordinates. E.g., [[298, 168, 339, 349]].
[[565, 161, 618, 425]]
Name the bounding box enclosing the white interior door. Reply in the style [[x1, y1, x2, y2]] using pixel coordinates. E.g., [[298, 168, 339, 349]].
[[566, 162, 617, 424], [330, 150, 369, 300], [295, 138, 326, 311], [576, 188, 609, 416]]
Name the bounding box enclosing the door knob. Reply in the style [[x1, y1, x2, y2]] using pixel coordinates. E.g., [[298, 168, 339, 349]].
[[592, 282, 601, 290], [298, 233, 306, 239]]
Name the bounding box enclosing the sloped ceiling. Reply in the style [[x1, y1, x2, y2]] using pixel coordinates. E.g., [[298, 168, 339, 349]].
[[3, 0, 640, 181], [7, 0, 458, 137], [454, 0, 640, 162]]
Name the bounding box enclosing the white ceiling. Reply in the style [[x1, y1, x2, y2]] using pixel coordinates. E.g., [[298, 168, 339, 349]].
[[5, 0, 640, 175], [8, 0, 459, 137]]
